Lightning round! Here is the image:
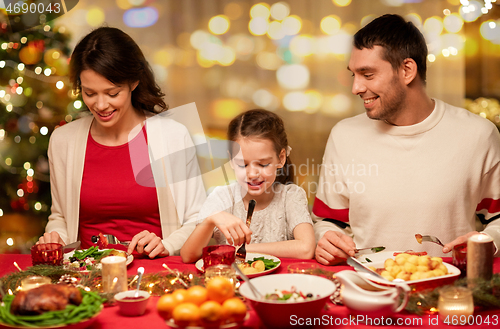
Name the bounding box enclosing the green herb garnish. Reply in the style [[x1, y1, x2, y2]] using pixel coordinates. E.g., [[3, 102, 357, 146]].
[[371, 247, 385, 253], [247, 257, 280, 270]]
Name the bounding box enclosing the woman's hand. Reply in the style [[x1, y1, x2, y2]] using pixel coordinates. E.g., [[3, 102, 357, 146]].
[[37, 232, 65, 245], [209, 212, 252, 246], [127, 230, 169, 258]]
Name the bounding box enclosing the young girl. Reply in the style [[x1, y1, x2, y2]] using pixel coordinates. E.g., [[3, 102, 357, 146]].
[[181, 109, 315, 263]]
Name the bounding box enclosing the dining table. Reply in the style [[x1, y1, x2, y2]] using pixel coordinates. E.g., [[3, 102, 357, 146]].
[[1, 253, 499, 329]]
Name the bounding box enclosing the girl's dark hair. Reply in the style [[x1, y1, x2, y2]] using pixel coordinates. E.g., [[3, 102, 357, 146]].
[[69, 27, 166, 113], [227, 109, 294, 185], [354, 14, 427, 84]]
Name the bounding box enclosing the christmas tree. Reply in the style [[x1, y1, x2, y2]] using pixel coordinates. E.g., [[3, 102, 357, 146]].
[[0, 15, 76, 252]]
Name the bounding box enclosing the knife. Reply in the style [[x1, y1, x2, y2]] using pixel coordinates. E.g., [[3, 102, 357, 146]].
[[62, 241, 81, 253], [354, 246, 385, 255]]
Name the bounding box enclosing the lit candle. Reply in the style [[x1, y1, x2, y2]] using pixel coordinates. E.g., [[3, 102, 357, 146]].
[[438, 286, 474, 321], [21, 276, 51, 291], [101, 256, 127, 294], [467, 234, 494, 282]]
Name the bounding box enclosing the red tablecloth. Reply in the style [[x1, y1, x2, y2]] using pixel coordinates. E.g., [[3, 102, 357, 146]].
[[1, 254, 499, 328]]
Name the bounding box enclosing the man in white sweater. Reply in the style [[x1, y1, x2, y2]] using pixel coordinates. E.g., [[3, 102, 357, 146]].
[[313, 14, 500, 264]]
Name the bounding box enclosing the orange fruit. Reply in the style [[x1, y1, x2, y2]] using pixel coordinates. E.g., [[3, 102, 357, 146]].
[[172, 302, 200, 327], [199, 300, 223, 324], [184, 286, 208, 306], [206, 276, 234, 303], [221, 297, 247, 322], [157, 293, 179, 320], [171, 289, 188, 304]]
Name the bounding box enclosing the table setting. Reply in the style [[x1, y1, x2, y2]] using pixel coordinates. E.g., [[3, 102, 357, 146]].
[[0, 233, 500, 329]]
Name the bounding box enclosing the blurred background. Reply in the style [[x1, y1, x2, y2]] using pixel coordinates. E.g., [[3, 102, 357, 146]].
[[1, 0, 499, 253]]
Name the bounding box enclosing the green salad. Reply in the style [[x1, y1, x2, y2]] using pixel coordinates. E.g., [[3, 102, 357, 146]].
[[247, 256, 280, 270]]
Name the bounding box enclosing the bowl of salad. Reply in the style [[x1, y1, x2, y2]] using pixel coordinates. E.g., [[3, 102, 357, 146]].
[[239, 274, 337, 328]]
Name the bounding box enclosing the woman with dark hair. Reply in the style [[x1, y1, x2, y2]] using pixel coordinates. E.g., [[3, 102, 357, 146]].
[[38, 27, 206, 258], [181, 109, 315, 263]]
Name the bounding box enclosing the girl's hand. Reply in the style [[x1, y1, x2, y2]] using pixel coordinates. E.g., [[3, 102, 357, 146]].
[[209, 212, 252, 246], [37, 231, 65, 245], [127, 230, 169, 258]]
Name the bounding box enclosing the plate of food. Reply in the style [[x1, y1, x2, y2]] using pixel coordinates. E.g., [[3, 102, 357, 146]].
[[354, 251, 460, 290], [63, 246, 133, 271], [195, 253, 281, 278], [0, 285, 103, 329]]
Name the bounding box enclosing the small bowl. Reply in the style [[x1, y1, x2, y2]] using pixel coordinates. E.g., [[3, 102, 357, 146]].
[[114, 290, 150, 316], [239, 274, 337, 328], [31, 243, 63, 266]]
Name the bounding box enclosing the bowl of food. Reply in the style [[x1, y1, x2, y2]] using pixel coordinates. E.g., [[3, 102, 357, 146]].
[[114, 290, 150, 317], [239, 274, 337, 328]]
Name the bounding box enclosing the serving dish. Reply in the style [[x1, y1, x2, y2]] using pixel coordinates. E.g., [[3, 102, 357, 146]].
[[64, 249, 133, 272], [354, 251, 460, 290]]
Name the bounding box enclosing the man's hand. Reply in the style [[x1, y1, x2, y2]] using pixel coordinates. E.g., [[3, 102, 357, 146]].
[[37, 231, 65, 245], [127, 230, 169, 258], [442, 231, 481, 253], [315, 231, 356, 265]]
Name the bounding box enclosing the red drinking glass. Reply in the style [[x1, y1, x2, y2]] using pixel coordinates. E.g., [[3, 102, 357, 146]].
[[452, 242, 467, 277], [31, 243, 63, 266], [202, 245, 236, 270]]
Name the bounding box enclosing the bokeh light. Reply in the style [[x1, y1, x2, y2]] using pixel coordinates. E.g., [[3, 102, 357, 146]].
[[277, 64, 310, 90], [270, 2, 290, 21], [305, 90, 323, 113], [86, 8, 105, 27], [443, 13, 464, 33], [289, 35, 315, 56], [256, 52, 282, 70], [250, 3, 271, 19], [123, 7, 158, 28], [424, 16, 444, 36], [267, 21, 285, 40], [116, 0, 133, 10], [249, 17, 269, 36], [282, 15, 302, 35], [253, 89, 279, 111], [190, 30, 211, 49], [460, 1, 483, 22], [209, 15, 230, 35], [321, 15, 341, 35], [283, 91, 308, 111], [225, 2, 243, 20], [332, 0, 352, 7]]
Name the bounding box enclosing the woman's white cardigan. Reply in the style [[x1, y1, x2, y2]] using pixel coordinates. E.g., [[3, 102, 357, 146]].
[[45, 113, 206, 256]]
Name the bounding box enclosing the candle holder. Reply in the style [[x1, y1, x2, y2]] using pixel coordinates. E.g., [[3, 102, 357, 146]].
[[467, 234, 494, 283], [202, 245, 235, 270], [438, 286, 474, 322], [287, 262, 319, 274], [204, 264, 237, 286], [30, 243, 63, 266], [101, 256, 128, 296], [21, 276, 51, 291]]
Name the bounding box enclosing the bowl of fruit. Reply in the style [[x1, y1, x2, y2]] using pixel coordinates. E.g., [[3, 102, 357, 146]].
[[239, 274, 337, 328], [157, 276, 247, 328]]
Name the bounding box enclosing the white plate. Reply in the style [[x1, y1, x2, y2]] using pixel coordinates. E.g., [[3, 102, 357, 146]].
[[195, 252, 281, 278], [354, 251, 460, 288], [64, 249, 133, 271]]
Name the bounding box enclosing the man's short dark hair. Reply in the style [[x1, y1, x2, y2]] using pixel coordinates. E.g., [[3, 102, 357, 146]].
[[353, 14, 428, 83]]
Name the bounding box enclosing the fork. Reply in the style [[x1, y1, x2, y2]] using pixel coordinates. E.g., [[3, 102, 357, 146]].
[[415, 234, 444, 247], [235, 199, 256, 264], [91, 234, 130, 246]]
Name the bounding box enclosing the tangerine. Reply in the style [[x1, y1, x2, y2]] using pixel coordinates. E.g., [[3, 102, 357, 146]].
[[185, 285, 208, 306], [172, 302, 200, 327], [171, 289, 188, 304], [206, 276, 234, 303], [199, 300, 223, 324], [156, 293, 178, 320], [221, 297, 247, 322]]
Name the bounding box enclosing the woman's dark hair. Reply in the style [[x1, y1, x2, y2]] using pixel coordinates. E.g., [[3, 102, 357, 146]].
[[354, 14, 428, 84], [227, 109, 294, 185], [69, 27, 166, 113]]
